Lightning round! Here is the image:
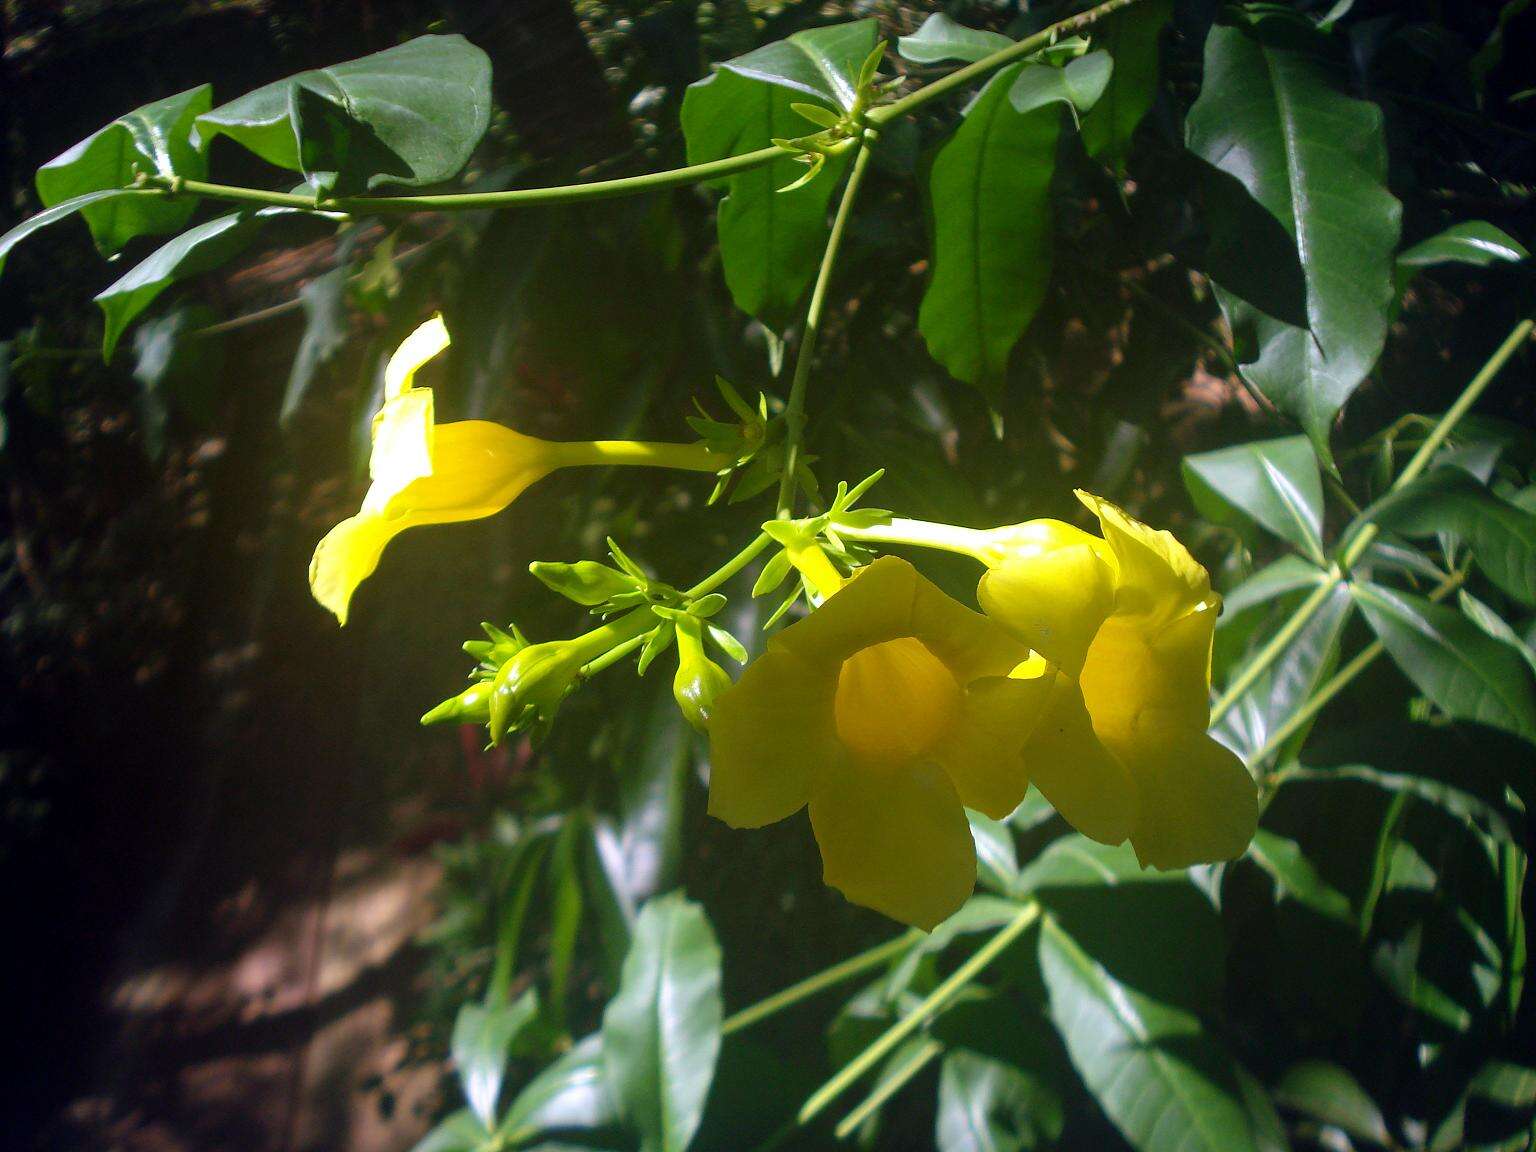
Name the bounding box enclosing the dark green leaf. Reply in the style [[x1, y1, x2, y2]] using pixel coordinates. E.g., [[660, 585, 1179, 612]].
[[1183, 435, 1325, 559], [288, 82, 416, 195], [1459, 590, 1536, 677], [1186, 23, 1402, 469], [0, 190, 154, 278], [95, 212, 266, 360], [919, 64, 1058, 400], [36, 85, 211, 254], [715, 20, 879, 112], [1274, 1061, 1390, 1146], [898, 15, 1014, 65], [601, 892, 722, 1152], [132, 303, 224, 459], [681, 48, 863, 330], [1396, 221, 1529, 298], [1080, 0, 1173, 166], [1274, 761, 1523, 846], [1354, 581, 1536, 742], [281, 266, 351, 424], [1247, 830, 1353, 925], [193, 35, 491, 191], [1355, 468, 1536, 605], [499, 1034, 619, 1145], [1039, 917, 1262, 1152], [453, 989, 540, 1129], [936, 1049, 1065, 1152], [1008, 54, 1114, 118]]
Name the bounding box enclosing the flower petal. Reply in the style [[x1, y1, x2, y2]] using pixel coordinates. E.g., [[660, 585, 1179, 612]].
[[1079, 605, 1216, 739], [1076, 490, 1211, 624], [809, 756, 976, 930], [707, 644, 836, 828], [367, 388, 436, 509], [929, 675, 1055, 819], [1121, 716, 1258, 869], [384, 314, 450, 400], [309, 512, 396, 626], [1021, 673, 1139, 846], [978, 541, 1115, 676]]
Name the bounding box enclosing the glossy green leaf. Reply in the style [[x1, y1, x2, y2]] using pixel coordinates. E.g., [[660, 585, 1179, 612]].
[[1079, 0, 1172, 165], [1247, 830, 1353, 925], [410, 1108, 491, 1152], [968, 810, 1020, 895], [898, 14, 1013, 65], [1008, 53, 1113, 118], [280, 265, 351, 424], [715, 19, 879, 112], [36, 85, 210, 255], [919, 63, 1058, 400], [1186, 22, 1402, 470], [1459, 590, 1536, 677], [682, 29, 870, 331], [193, 35, 491, 191], [498, 1034, 619, 1145], [1274, 1061, 1390, 1146], [1219, 555, 1331, 619], [1183, 435, 1325, 559], [601, 892, 722, 1152], [1396, 221, 1528, 298], [95, 211, 266, 360], [452, 989, 540, 1129], [936, 1049, 1065, 1152], [1039, 917, 1262, 1152], [0, 190, 152, 278], [1356, 468, 1536, 605], [1353, 582, 1536, 742]]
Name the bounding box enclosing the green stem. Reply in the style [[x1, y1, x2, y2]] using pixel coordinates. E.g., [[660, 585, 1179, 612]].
[[797, 902, 1040, 1127], [835, 516, 995, 560], [721, 929, 921, 1037], [832, 1038, 945, 1140], [1211, 317, 1532, 725], [1251, 567, 1467, 766], [776, 141, 875, 517], [685, 532, 773, 599]]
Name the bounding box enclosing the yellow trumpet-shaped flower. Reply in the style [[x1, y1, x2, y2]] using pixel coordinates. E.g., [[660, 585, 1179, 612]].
[[309, 316, 725, 625], [978, 491, 1258, 870], [709, 555, 1088, 930]]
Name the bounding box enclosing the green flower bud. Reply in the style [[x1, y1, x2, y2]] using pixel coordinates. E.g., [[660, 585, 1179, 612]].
[[489, 640, 585, 744], [672, 616, 733, 733], [420, 680, 494, 727]]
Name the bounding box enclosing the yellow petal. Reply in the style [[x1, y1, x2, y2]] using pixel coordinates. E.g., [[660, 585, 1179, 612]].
[[384, 314, 450, 400], [1079, 604, 1217, 739], [928, 675, 1055, 819], [1075, 490, 1211, 624], [978, 541, 1115, 677], [367, 388, 436, 509], [1120, 716, 1258, 869], [834, 637, 962, 764], [309, 512, 396, 626], [809, 756, 975, 930], [707, 644, 835, 827], [1020, 673, 1139, 846]]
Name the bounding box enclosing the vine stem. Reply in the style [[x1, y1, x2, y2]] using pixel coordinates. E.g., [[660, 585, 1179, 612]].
[[832, 1038, 944, 1139], [1210, 317, 1533, 725], [797, 901, 1040, 1127], [775, 140, 875, 517], [124, 0, 1148, 219], [721, 929, 922, 1037]]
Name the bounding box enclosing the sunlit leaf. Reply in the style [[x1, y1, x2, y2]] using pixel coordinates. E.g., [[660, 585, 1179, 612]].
[[1184, 435, 1325, 559], [452, 989, 539, 1129], [898, 14, 1013, 65]]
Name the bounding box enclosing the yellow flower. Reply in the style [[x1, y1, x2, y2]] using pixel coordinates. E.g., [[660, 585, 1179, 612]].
[[709, 555, 1085, 930], [309, 317, 725, 625], [978, 491, 1258, 870]]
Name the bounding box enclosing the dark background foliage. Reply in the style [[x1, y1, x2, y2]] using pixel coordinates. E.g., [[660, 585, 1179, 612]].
[[1, 1, 1533, 1151]]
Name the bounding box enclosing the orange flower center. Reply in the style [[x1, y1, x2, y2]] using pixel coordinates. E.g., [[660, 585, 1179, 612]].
[[834, 637, 962, 764]]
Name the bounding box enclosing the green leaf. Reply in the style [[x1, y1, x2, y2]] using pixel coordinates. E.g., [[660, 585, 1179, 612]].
[[1219, 555, 1331, 619], [452, 989, 540, 1129], [0, 190, 152, 278], [1183, 435, 1325, 559], [1247, 829, 1353, 925], [1008, 53, 1114, 119], [36, 85, 211, 255], [1079, 0, 1173, 166], [601, 892, 723, 1152], [281, 265, 351, 424], [1274, 1061, 1390, 1147], [1459, 590, 1536, 677], [1186, 22, 1402, 470], [1353, 581, 1536, 742], [498, 1034, 618, 1145], [410, 1108, 491, 1152], [95, 211, 267, 360], [682, 23, 877, 331], [936, 1049, 1065, 1152], [715, 20, 879, 113], [1356, 468, 1536, 605], [968, 810, 1020, 896], [193, 35, 491, 191], [919, 63, 1059, 400], [132, 303, 224, 459], [1039, 917, 1263, 1152], [1396, 221, 1529, 298], [898, 15, 1014, 65]]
